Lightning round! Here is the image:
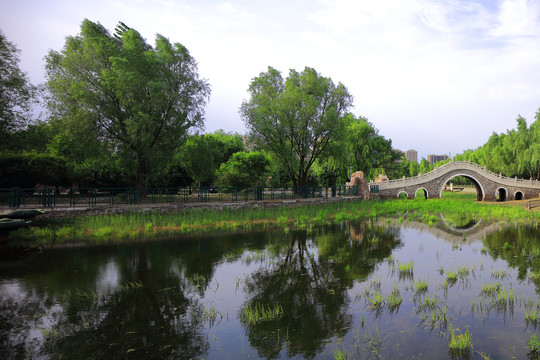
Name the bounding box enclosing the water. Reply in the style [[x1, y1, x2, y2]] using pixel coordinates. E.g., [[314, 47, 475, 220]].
[[1, 219, 540, 359]]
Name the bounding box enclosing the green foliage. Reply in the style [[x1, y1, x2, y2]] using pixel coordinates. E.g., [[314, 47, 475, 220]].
[[320, 114, 403, 182], [45, 20, 210, 187], [0, 30, 37, 144], [0, 152, 71, 187], [528, 334, 540, 356], [241, 66, 352, 190], [448, 324, 473, 354], [177, 131, 245, 187], [242, 303, 283, 324], [180, 134, 216, 187], [454, 114, 540, 180], [216, 151, 270, 187]]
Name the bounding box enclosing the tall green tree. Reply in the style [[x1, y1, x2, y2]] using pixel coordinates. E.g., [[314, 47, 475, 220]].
[[0, 29, 37, 146], [180, 135, 215, 187], [240, 66, 353, 191], [319, 114, 402, 182], [44, 20, 210, 187], [215, 151, 270, 187]]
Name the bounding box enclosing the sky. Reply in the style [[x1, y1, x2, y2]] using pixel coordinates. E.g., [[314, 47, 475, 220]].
[[2, 0, 540, 161]]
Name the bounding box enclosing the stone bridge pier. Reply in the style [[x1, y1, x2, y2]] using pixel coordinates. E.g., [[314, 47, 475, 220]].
[[372, 161, 540, 201]]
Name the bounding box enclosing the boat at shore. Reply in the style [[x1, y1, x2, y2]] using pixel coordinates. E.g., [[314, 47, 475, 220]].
[[0, 209, 45, 219], [0, 218, 29, 231]]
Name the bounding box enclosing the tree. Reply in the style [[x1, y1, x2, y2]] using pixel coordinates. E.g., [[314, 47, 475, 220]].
[[215, 151, 270, 187], [318, 114, 402, 182], [180, 135, 215, 187], [44, 20, 210, 187], [240, 67, 352, 192], [0, 29, 36, 144]]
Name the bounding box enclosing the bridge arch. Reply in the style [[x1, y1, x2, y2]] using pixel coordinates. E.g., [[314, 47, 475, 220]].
[[496, 187, 507, 202], [415, 187, 428, 199], [515, 191, 524, 200], [397, 191, 409, 199], [438, 173, 485, 201]]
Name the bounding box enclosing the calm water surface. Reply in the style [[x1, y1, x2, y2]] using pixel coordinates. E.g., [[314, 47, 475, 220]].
[[1, 219, 540, 359]]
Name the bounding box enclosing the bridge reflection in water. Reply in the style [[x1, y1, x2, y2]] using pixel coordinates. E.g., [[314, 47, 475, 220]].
[[370, 161, 540, 201]]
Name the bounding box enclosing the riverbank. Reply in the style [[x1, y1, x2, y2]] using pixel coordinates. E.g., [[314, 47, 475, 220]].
[[7, 193, 540, 245]]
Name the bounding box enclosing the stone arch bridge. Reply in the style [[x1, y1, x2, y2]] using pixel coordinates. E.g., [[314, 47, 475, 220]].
[[370, 161, 540, 201]]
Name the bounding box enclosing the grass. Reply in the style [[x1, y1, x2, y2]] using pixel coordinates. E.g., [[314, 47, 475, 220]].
[[386, 284, 402, 309], [397, 261, 414, 276], [367, 291, 384, 308], [413, 280, 428, 295], [528, 334, 540, 356], [9, 194, 540, 244], [448, 324, 473, 354], [242, 303, 283, 324], [526, 310, 538, 325], [446, 271, 457, 283]]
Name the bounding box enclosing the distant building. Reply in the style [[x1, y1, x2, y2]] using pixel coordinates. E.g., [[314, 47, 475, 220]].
[[427, 154, 448, 165], [405, 149, 418, 163]]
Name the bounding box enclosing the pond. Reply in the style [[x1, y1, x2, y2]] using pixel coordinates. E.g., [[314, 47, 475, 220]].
[[1, 218, 540, 359]]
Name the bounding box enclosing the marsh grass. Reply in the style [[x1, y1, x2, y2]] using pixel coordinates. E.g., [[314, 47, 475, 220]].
[[526, 310, 538, 327], [11, 195, 540, 244], [386, 284, 402, 310], [528, 334, 540, 356], [413, 280, 428, 295], [415, 294, 439, 312], [448, 324, 473, 355], [367, 291, 384, 308], [397, 261, 414, 280], [446, 271, 457, 284], [242, 303, 283, 324]]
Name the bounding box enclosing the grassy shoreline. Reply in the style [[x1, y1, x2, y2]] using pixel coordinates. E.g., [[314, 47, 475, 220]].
[[9, 193, 540, 245]]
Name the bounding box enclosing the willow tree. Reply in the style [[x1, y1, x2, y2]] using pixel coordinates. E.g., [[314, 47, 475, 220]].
[[0, 30, 36, 144], [240, 66, 352, 191], [45, 20, 210, 187]]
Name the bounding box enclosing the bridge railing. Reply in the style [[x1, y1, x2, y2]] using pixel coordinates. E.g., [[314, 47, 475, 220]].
[[526, 199, 540, 211]]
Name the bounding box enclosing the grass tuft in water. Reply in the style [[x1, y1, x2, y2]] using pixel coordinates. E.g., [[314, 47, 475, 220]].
[[242, 303, 283, 324], [413, 280, 428, 295], [528, 334, 540, 357], [448, 324, 473, 354]]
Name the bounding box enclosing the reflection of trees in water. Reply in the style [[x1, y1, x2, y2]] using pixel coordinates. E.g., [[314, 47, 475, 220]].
[[482, 226, 540, 285], [0, 239, 240, 359], [241, 223, 401, 358]]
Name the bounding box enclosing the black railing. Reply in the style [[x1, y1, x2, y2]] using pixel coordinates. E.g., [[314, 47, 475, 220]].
[[0, 185, 377, 208]]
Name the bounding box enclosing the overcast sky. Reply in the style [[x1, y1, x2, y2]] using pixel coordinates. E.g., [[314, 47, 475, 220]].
[[2, 0, 540, 161]]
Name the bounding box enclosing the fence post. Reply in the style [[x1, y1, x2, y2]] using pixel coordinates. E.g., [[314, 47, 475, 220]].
[[256, 186, 263, 201], [89, 189, 97, 206], [9, 187, 20, 208], [69, 188, 75, 207], [42, 188, 52, 207]]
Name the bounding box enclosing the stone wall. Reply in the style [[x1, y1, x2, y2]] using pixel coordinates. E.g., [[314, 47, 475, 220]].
[[34, 196, 360, 220]]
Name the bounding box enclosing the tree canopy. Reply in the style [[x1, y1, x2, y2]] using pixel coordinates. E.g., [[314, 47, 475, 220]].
[[240, 66, 353, 191], [44, 20, 210, 187], [454, 114, 540, 180], [0, 29, 36, 144]]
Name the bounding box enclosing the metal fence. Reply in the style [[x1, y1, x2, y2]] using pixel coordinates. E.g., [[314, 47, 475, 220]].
[[0, 185, 376, 208]]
